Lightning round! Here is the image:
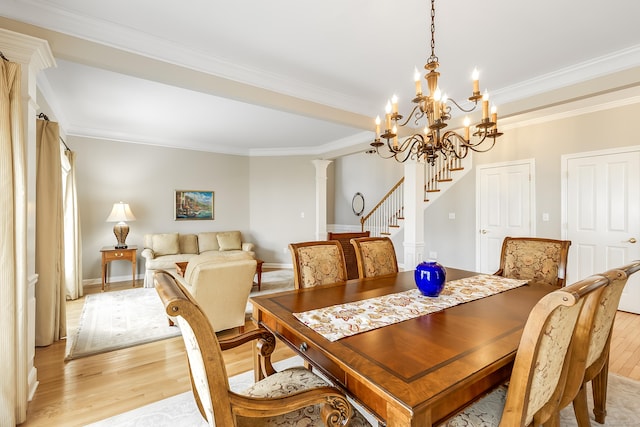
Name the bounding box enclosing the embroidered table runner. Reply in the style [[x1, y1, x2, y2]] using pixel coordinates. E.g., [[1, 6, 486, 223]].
[[293, 274, 528, 342]]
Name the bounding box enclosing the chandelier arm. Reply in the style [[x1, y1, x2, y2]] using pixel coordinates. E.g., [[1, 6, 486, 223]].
[[445, 97, 478, 113], [467, 136, 498, 153], [397, 104, 424, 127]]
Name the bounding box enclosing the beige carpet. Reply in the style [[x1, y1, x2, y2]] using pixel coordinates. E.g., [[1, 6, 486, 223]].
[[66, 270, 294, 361], [85, 356, 377, 426], [65, 287, 181, 361], [85, 358, 640, 426]]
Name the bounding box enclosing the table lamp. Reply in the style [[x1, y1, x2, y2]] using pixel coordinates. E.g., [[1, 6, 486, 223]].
[[106, 201, 136, 249]]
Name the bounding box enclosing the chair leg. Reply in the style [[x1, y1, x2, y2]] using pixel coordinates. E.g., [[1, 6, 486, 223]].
[[592, 361, 609, 424], [572, 385, 591, 427]]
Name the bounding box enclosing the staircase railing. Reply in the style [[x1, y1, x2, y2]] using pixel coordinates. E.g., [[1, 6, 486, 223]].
[[424, 155, 463, 200], [360, 178, 404, 237]]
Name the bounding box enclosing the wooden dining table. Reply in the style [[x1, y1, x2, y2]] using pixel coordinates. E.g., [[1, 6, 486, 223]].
[[250, 268, 558, 426]]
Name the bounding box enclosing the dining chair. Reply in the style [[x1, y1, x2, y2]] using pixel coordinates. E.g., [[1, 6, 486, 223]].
[[439, 273, 609, 427], [560, 260, 640, 426], [289, 240, 348, 289], [495, 236, 571, 286], [350, 236, 399, 279], [327, 231, 370, 280], [153, 270, 371, 427]]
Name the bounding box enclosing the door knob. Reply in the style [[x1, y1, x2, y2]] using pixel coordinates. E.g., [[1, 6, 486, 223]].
[[628, 238, 637, 244], [480, 229, 488, 234]]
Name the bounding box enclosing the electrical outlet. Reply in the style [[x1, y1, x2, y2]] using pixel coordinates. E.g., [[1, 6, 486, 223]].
[[283, 247, 288, 254], [429, 251, 438, 259]]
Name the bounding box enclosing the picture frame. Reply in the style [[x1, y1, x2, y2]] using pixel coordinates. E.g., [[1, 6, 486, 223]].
[[174, 190, 214, 220]]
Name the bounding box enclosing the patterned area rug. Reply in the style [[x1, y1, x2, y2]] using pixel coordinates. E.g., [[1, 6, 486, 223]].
[[85, 356, 377, 426], [65, 287, 181, 361], [66, 270, 294, 361], [85, 360, 640, 427]]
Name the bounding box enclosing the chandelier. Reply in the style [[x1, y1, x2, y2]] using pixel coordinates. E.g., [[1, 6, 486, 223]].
[[370, 0, 503, 165]]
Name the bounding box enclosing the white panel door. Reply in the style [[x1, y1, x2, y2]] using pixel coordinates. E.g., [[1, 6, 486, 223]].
[[565, 150, 640, 313], [477, 161, 534, 274]]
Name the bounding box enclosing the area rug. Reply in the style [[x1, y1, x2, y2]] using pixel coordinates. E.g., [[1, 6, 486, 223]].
[[86, 365, 640, 426], [65, 287, 181, 361], [85, 356, 377, 427]]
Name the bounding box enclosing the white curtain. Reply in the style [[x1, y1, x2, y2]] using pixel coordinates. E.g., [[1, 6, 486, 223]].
[[62, 147, 83, 300], [0, 58, 29, 425], [35, 119, 66, 346]]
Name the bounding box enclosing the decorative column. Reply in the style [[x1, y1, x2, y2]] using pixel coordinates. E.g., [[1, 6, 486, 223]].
[[403, 161, 425, 269], [0, 28, 56, 421], [312, 159, 332, 241]]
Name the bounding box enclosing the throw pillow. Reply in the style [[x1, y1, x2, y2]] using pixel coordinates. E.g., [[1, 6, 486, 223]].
[[217, 231, 242, 251], [180, 234, 199, 254], [198, 232, 220, 253], [152, 233, 180, 256]]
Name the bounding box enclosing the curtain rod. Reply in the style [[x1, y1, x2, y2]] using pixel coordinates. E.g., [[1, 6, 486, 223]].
[[37, 112, 71, 152]]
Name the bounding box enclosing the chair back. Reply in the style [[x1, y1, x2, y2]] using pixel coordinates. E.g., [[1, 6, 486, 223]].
[[499, 274, 609, 426], [180, 257, 257, 333], [154, 270, 235, 426], [497, 236, 571, 286], [327, 231, 370, 280], [350, 236, 398, 279], [289, 240, 348, 289], [576, 261, 640, 387]]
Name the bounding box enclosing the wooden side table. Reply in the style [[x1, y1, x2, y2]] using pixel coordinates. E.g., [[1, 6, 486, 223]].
[[254, 259, 264, 291], [100, 246, 137, 291], [176, 261, 188, 277]]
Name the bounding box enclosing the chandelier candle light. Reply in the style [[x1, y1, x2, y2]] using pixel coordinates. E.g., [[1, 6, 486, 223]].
[[106, 201, 136, 249], [371, 0, 503, 165]]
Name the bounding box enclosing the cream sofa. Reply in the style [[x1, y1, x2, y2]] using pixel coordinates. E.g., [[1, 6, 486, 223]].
[[173, 253, 257, 333], [141, 231, 255, 287]]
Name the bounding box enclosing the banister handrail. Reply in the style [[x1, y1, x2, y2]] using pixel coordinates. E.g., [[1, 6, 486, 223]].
[[360, 177, 404, 227]]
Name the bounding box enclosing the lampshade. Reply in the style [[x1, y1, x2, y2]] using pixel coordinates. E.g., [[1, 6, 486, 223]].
[[106, 202, 136, 223], [106, 202, 136, 248]]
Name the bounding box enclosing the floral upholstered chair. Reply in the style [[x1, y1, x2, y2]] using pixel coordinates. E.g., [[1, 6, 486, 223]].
[[153, 270, 372, 427], [495, 236, 571, 286], [440, 273, 609, 427], [559, 261, 640, 426], [289, 241, 348, 289], [350, 237, 398, 279]]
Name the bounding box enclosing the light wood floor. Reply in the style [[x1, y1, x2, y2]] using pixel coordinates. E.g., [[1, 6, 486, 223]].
[[21, 279, 640, 426]]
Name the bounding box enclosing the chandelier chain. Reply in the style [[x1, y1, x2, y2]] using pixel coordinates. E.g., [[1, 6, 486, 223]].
[[428, 0, 438, 65]]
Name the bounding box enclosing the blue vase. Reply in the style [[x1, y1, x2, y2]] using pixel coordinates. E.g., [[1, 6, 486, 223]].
[[415, 261, 446, 297]]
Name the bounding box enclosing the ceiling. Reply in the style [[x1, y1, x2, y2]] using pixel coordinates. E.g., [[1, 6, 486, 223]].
[[2, 0, 640, 157]]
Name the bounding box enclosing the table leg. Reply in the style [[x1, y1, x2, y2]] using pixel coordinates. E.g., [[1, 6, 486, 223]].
[[256, 263, 263, 291], [102, 260, 107, 292], [132, 256, 136, 287]]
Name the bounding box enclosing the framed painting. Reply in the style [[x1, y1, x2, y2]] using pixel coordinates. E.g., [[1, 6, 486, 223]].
[[174, 190, 214, 220]]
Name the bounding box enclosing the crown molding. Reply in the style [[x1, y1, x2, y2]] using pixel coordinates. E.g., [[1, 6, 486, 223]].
[[0, 27, 55, 70]]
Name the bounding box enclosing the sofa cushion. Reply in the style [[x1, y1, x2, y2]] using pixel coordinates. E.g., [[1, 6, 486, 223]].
[[184, 251, 254, 283], [198, 232, 220, 253], [217, 231, 242, 251], [145, 253, 195, 270], [179, 234, 199, 254], [152, 233, 180, 256]]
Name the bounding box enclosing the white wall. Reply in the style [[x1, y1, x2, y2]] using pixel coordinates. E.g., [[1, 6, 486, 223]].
[[72, 137, 251, 281], [249, 155, 318, 265]]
